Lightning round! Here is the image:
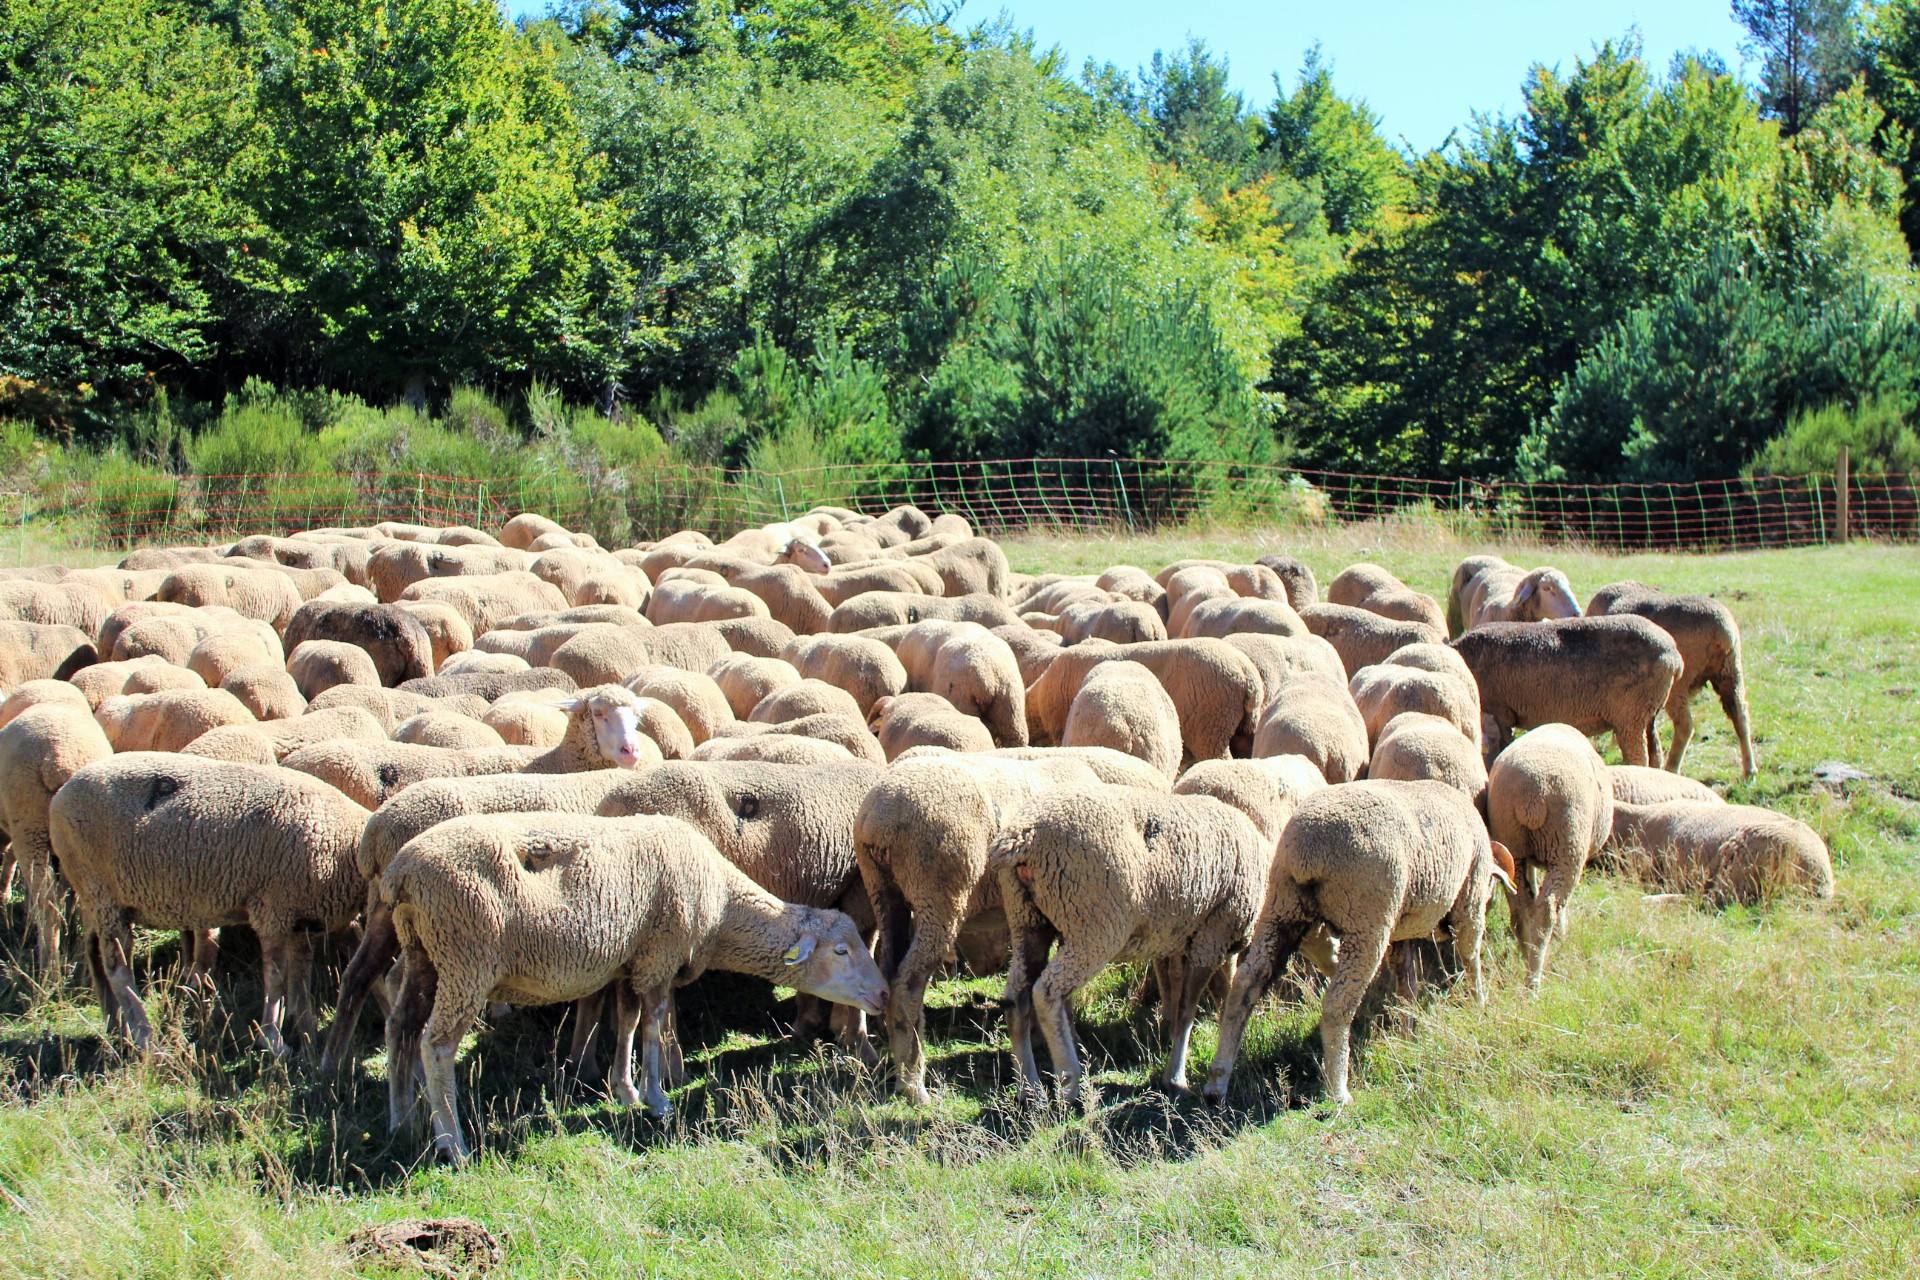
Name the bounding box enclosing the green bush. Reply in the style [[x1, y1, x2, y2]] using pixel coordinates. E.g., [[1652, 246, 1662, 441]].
[[1749, 396, 1920, 475], [66, 449, 183, 547]]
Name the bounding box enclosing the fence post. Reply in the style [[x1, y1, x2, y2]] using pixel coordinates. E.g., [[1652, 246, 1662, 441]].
[[1835, 447, 1851, 544], [1810, 473, 1825, 545], [476, 482, 486, 530], [775, 475, 790, 522], [1108, 452, 1134, 533]]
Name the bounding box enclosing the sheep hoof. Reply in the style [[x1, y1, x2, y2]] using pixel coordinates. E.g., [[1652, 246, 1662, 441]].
[[644, 1101, 672, 1122], [1200, 1082, 1228, 1108], [432, 1138, 471, 1166], [611, 1082, 642, 1108]]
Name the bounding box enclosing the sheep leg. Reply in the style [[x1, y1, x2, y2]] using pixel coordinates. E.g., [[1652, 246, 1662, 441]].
[[102, 926, 152, 1052], [0, 843, 13, 903], [83, 930, 118, 1034], [661, 998, 687, 1089], [320, 900, 400, 1074], [256, 934, 292, 1058], [638, 985, 674, 1119], [1448, 894, 1490, 1006], [1032, 939, 1115, 1109], [790, 993, 829, 1042], [887, 908, 965, 1105], [179, 929, 220, 994], [284, 933, 317, 1048], [422, 983, 484, 1165], [1662, 687, 1695, 774], [22, 838, 63, 979], [1202, 918, 1309, 1105], [1161, 956, 1212, 1093], [829, 1002, 878, 1068], [1523, 857, 1584, 992], [385, 947, 435, 1137], [1612, 715, 1651, 768], [607, 983, 644, 1109], [999, 887, 1054, 1103], [565, 987, 609, 1086], [1714, 667, 1757, 780], [1319, 925, 1392, 1106]]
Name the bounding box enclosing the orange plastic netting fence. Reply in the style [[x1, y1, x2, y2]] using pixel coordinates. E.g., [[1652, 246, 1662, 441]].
[[6, 459, 1913, 552]]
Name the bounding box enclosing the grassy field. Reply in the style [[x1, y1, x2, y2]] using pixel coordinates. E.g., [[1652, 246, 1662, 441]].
[[1, 521, 1917, 1278]]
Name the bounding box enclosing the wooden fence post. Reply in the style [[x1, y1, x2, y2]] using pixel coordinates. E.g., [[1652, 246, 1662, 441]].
[[1836, 447, 1851, 544]]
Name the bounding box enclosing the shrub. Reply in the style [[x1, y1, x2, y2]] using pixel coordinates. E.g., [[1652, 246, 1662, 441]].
[[1749, 396, 1920, 475]]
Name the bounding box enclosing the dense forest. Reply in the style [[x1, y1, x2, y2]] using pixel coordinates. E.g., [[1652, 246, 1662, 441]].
[[7, 0, 1920, 492]]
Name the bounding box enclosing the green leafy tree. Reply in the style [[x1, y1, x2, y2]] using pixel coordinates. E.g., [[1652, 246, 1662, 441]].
[[1861, 0, 1920, 256], [1139, 40, 1255, 185], [1734, 0, 1861, 134], [1258, 46, 1410, 241]]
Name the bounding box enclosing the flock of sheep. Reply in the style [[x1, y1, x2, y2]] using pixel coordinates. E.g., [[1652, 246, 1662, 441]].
[[0, 505, 1836, 1163]]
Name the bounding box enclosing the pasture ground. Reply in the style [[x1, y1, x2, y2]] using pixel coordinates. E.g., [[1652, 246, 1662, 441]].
[[0, 521, 1916, 1278]]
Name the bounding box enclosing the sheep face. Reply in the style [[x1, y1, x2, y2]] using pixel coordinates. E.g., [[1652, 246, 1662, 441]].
[[782, 536, 831, 575], [783, 910, 888, 1016], [1515, 569, 1580, 621], [568, 687, 654, 768]]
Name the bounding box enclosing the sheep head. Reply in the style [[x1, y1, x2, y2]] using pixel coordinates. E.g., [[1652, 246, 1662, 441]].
[[562, 684, 657, 769], [781, 908, 888, 1017]]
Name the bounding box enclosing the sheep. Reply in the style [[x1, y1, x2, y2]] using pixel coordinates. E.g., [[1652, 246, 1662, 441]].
[[397, 570, 567, 634], [700, 712, 884, 765], [1180, 596, 1308, 641], [1222, 631, 1347, 694], [875, 620, 1028, 748], [626, 665, 733, 744], [481, 689, 570, 747], [1609, 764, 1721, 807], [530, 548, 651, 610], [1585, 581, 1756, 778], [856, 749, 1167, 1103], [1203, 780, 1516, 1106], [826, 591, 1019, 633], [282, 684, 659, 808], [708, 653, 803, 720], [283, 599, 437, 686], [747, 678, 864, 726], [691, 733, 859, 766], [1448, 555, 1581, 635], [49, 753, 370, 1054], [992, 772, 1306, 1104], [0, 677, 89, 728], [645, 577, 771, 626], [992, 623, 1063, 687], [1606, 800, 1834, 905], [305, 684, 490, 733], [0, 620, 97, 690], [0, 578, 115, 638], [1485, 723, 1613, 989], [0, 703, 112, 975], [154, 563, 303, 631], [550, 621, 730, 686], [1327, 563, 1448, 633], [184, 705, 389, 765], [1369, 711, 1488, 803], [398, 667, 578, 703], [782, 633, 908, 716], [67, 659, 200, 713], [439, 650, 529, 677], [1024, 638, 1262, 763], [1453, 616, 1683, 766], [95, 687, 255, 753], [286, 638, 383, 701], [381, 813, 887, 1160], [1348, 653, 1482, 747], [1054, 597, 1166, 645], [1059, 660, 1182, 781], [708, 614, 795, 660], [393, 710, 508, 749], [1249, 670, 1369, 783], [674, 558, 833, 634], [499, 511, 574, 550], [366, 542, 532, 602], [1299, 603, 1444, 675], [186, 629, 285, 688], [1252, 554, 1317, 610], [1162, 566, 1235, 637], [394, 600, 474, 671], [868, 693, 993, 760]]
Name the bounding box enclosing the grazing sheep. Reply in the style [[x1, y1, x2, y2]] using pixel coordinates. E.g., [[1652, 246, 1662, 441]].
[[283, 600, 437, 686], [399, 667, 578, 703], [1025, 639, 1262, 763], [1055, 597, 1166, 645], [708, 654, 803, 720], [691, 733, 858, 766], [1162, 566, 1235, 637], [992, 775, 1302, 1103], [393, 710, 508, 749], [1059, 660, 1182, 781], [49, 754, 369, 1054], [1485, 724, 1613, 989], [1448, 555, 1581, 635], [0, 620, 97, 690], [646, 577, 770, 626], [857, 749, 1166, 1103], [1203, 780, 1515, 1105], [1180, 596, 1309, 641], [287, 639, 383, 701], [1453, 616, 1683, 766], [65, 655, 201, 708], [1300, 603, 1444, 675], [550, 621, 730, 686], [0, 678, 89, 728], [993, 623, 1063, 687], [95, 687, 255, 753], [826, 591, 1019, 633], [1607, 801, 1834, 905], [395, 600, 474, 671], [1094, 565, 1167, 610], [481, 690, 571, 747], [186, 630, 285, 688], [381, 813, 887, 1159], [782, 633, 909, 716], [305, 684, 489, 733], [155, 564, 303, 631], [626, 666, 733, 744], [877, 620, 1029, 749], [1609, 764, 1721, 807], [0, 579, 114, 641], [397, 570, 568, 634], [184, 706, 389, 765], [1327, 563, 1448, 633], [868, 692, 993, 760], [499, 512, 573, 550], [1586, 581, 1757, 778], [1369, 711, 1488, 804], [744, 677, 862, 727], [0, 704, 113, 975], [1254, 554, 1318, 611], [366, 542, 532, 603], [702, 711, 883, 765], [1348, 652, 1482, 748], [283, 684, 658, 808], [1249, 670, 1369, 784]]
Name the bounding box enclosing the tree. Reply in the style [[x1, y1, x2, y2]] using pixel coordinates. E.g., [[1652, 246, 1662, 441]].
[[1734, 0, 1860, 134], [1139, 39, 1254, 184], [1259, 46, 1410, 241], [1862, 0, 1920, 256]]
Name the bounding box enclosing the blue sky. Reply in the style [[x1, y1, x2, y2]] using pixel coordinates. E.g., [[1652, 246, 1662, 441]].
[[502, 0, 1755, 151]]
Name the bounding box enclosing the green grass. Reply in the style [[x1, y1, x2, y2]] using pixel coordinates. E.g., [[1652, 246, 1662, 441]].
[[3, 523, 1918, 1277]]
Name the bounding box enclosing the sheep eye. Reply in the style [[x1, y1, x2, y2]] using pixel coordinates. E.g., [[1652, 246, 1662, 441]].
[[833, 944, 849, 956]]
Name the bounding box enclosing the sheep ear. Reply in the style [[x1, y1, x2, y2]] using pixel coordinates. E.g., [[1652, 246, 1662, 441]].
[[1513, 576, 1537, 605], [557, 694, 587, 712], [783, 935, 817, 966], [1489, 840, 1517, 894]]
